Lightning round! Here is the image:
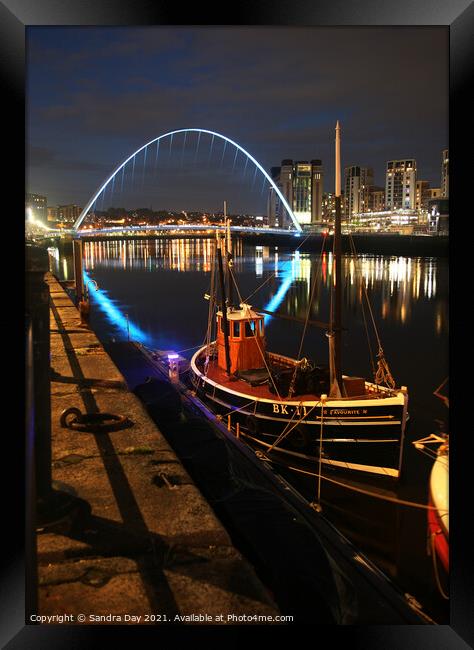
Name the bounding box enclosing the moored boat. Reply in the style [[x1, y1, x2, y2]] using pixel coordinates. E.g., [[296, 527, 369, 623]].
[[190, 122, 410, 479]]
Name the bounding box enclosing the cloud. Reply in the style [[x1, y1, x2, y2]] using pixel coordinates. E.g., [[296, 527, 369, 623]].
[[27, 26, 448, 201], [27, 145, 110, 173]]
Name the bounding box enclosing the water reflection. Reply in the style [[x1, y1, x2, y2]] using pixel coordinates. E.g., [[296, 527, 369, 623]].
[[83, 238, 219, 273], [48, 247, 73, 281], [74, 239, 447, 336], [46, 236, 449, 622]]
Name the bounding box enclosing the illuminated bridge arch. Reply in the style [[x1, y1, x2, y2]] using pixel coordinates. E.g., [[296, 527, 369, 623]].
[[73, 128, 302, 232]]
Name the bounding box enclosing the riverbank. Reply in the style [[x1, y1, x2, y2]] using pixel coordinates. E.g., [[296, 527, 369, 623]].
[[49, 231, 449, 257]]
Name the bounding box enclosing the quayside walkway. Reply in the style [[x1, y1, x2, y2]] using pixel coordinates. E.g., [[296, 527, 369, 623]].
[[37, 273, 279, 624]]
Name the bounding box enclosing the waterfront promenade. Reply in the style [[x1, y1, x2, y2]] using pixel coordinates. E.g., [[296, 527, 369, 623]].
[[36, 273, 279, 624]]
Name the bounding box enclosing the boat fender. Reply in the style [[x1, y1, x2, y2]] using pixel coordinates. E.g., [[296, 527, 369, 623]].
[[289, 427, 310, 450], [245, 416, 260, 436]]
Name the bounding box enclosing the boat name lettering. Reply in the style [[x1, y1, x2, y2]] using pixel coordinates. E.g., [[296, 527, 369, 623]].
[[329, 409, 362, 415], [272, 404, 309, 416]]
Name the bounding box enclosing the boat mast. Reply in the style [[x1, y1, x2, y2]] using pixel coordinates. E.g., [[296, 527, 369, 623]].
[[330, 120, 343, 395], [224, 201, 234, 308], [216, 230, 232, 376]]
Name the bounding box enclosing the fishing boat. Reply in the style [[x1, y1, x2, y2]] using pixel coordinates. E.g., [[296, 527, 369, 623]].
[[190, 122, 409, 479]]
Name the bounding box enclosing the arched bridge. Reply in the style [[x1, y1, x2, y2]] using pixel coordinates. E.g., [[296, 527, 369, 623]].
[[72, 128, 302, 232]]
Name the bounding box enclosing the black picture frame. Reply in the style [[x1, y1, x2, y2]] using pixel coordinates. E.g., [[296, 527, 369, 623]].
[[7, 0, 472, 646]]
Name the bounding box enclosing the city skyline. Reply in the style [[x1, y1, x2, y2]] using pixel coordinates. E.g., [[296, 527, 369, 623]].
[[27, 26, 448, 214]]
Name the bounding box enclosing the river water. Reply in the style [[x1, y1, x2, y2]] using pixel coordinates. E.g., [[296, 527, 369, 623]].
[[48, 236, 449, 622]]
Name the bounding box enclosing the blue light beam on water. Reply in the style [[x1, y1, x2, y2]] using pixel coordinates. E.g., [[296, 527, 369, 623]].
[[83, 270, 151, 345], [262, 258, 297, 326]]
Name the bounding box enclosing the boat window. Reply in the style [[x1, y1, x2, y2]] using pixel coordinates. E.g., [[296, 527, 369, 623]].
[[245, 321, 256, 337], [259, 320, 264, 335], [233, 321, 241, 338]]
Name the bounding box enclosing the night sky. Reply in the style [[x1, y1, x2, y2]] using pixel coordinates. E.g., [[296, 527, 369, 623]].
[[26, 26, 448, 214]]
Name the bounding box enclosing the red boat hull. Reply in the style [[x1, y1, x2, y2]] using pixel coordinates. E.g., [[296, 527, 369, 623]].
[[428, 494, 449, 572]]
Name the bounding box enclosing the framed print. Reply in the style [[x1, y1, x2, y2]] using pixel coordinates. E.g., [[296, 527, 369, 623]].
[[6, 0, 472, 646]]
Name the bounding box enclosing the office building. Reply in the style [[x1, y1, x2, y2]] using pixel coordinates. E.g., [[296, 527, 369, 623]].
[[344, 166, 373, 219], [385, 159, 417, 209], [268, 159, 323, 227]]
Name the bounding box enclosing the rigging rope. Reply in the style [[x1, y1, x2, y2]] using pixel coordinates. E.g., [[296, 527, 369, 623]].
[[243, 231, 313, 304], [348, 232, 396, 389], [266, 403, 319, 452], [217, 398, 260, 420], [266, 401, 306, 452], [315, 399, 325, 511], [267, 462, 448, 512], [288, 233, 327, 398], [228, 264, 282, 400], [204, 242, 217, 375]]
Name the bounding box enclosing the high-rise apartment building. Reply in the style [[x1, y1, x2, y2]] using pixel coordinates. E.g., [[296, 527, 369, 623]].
[[47, 206, 59, 222], [57, 204, 82, 223], [26, 193, 47, 222], [344, 166, 373, 219], [310, 160, 323, 224], [322, 192, 336, 222], [415, 180, 431, 210], [427, 188, 441, 200], [441, 149, 449, 198], [385, 160, 417, 209], [268, 159, 323, 227], [368, 186, 385, 212]]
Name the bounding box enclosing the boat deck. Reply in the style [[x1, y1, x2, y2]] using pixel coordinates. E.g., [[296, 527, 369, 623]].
[[205, 360, 318, 402], [198, 354, 391, 403]]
